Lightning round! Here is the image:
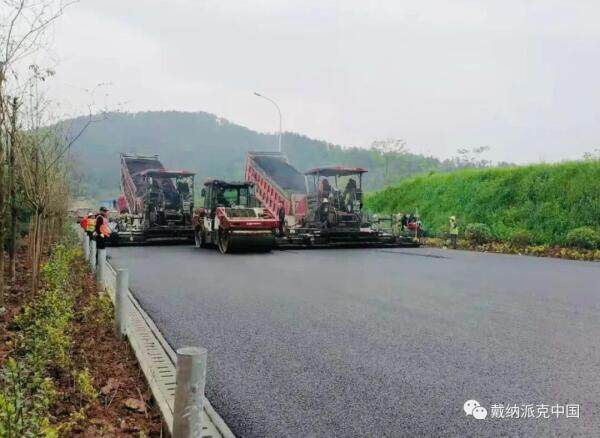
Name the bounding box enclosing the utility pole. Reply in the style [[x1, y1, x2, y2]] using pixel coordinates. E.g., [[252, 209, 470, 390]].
[[254, 92, 282, 153]]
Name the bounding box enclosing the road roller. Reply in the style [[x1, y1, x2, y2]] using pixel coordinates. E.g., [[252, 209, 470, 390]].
[[192, 179, 279, 254]]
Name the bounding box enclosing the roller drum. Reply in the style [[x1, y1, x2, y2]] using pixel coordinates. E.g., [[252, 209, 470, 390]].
[[218, 230, 274, 254]]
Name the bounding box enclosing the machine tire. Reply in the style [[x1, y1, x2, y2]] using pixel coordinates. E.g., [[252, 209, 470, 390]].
[[218, 229, 231, 254]]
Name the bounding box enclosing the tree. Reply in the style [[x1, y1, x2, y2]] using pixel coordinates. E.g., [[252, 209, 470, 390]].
[[371, 138, 407, 180], [453, 146, 492, 168], [16, 92, 69, 291], [14, 67, 100, 291], [0, 0, 76, 301], [583, 148, 600, 161], [7, 96, 20, 281]]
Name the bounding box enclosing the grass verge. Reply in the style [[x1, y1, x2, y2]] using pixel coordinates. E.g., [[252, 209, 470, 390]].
[[426, 237, 600, 261]]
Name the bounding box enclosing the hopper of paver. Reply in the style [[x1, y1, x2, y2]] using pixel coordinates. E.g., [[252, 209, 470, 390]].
[[245, 152, 308, 227]]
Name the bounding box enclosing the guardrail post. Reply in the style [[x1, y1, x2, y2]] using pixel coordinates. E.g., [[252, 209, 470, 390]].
[[96, 248, 106, 289], [90, 239, 97, 272], [115, 269, 128, 338], [173, 347, 207, 437], [83, 234, 90, 261]]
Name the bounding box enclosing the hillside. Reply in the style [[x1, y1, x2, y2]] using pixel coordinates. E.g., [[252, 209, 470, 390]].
[[366, 161, 600, 246], [66, 111, 447, 199]]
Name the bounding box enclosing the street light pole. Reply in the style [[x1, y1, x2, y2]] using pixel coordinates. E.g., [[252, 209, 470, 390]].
[[254, 92, 282, 153]]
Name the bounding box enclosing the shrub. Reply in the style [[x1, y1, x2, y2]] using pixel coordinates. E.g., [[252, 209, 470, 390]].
[[83, 292, 113, 326], [60, 223, 81, 248], [438, 225, 450, 237], [0, 358, 56, 437], [509, 229, 534, 247], [566, 227, 600, 249], [1, 242, 80, 436], [465, 223, 494, 245], [74, 369, 98, 404]]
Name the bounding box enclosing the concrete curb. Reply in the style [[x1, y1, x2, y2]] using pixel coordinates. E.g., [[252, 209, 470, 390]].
[[104, 258, 235, 438], [78, 227, 234, 437]]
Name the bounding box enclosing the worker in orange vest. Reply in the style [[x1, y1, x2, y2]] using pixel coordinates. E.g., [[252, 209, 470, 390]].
[[85, 213, 95, 239], [80, 215, 88, 232], [94, 206, 111, 251]]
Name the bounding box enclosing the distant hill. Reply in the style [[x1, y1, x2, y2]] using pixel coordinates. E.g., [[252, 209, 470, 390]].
[[65, 111, 447, 199]]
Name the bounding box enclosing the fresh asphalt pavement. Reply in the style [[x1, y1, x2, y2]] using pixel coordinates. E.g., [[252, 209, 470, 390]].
[[108, 245, 600, 437]]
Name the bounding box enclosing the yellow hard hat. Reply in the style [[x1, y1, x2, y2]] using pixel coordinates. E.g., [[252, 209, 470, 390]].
[[449, 216, 456, 220]]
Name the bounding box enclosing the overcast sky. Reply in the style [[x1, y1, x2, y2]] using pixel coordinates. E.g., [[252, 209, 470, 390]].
[[47, 0, 600, 163]]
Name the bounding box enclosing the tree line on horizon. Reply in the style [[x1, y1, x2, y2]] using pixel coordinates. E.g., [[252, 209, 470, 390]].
[[64, 110, 501, 201]]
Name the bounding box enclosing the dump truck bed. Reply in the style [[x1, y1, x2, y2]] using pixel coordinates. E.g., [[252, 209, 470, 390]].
[[245, 152, 308, 223], [250, 154, 306, 193]]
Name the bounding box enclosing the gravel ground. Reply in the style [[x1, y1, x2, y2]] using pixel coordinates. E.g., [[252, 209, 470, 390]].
[[108, 246, 600, 437]]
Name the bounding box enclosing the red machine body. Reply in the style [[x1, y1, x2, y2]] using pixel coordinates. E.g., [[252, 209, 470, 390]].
[[245, 152, 308, 226], [193, 179, 278, 253]]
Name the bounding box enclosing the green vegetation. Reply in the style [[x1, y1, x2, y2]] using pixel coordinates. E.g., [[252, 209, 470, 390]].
[[566, 226, 600, 250], [64, 111, 466, 200], [366, 161, 600, 247], [0, 238, 94, 437], [464, 223, 493, 245], [507, 229, 534, 247]]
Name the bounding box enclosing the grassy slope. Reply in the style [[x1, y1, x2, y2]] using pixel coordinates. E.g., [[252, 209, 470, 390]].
[[366, 161, 600, 245]]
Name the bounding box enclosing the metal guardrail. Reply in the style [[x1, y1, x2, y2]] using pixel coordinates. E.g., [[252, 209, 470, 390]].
[[81, 230, 234, 437]]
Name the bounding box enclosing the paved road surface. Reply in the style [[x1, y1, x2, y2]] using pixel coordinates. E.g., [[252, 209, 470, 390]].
[[109, 246, 600, 437]]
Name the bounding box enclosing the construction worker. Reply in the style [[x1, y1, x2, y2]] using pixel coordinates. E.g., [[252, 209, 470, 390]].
[[215, 187, 230, 207], [319, 198, 330, 225], [372, 214, 379, 231], [94, 206, 111, 253], [393, 213, 404, 236], [343, 178, 357, 211], [449, 216, 459, 249], [414, 214, 423, 242], [319, 178, 331, 200], [85, 213, 95, 239], [277, 202, 286, 237], [80, 214, 88, 233]]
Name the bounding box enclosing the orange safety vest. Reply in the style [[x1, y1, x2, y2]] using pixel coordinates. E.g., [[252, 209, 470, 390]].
[[100, 222, 111, 238], [86, 217, 96, 232], [96, 215, 111, 238]]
